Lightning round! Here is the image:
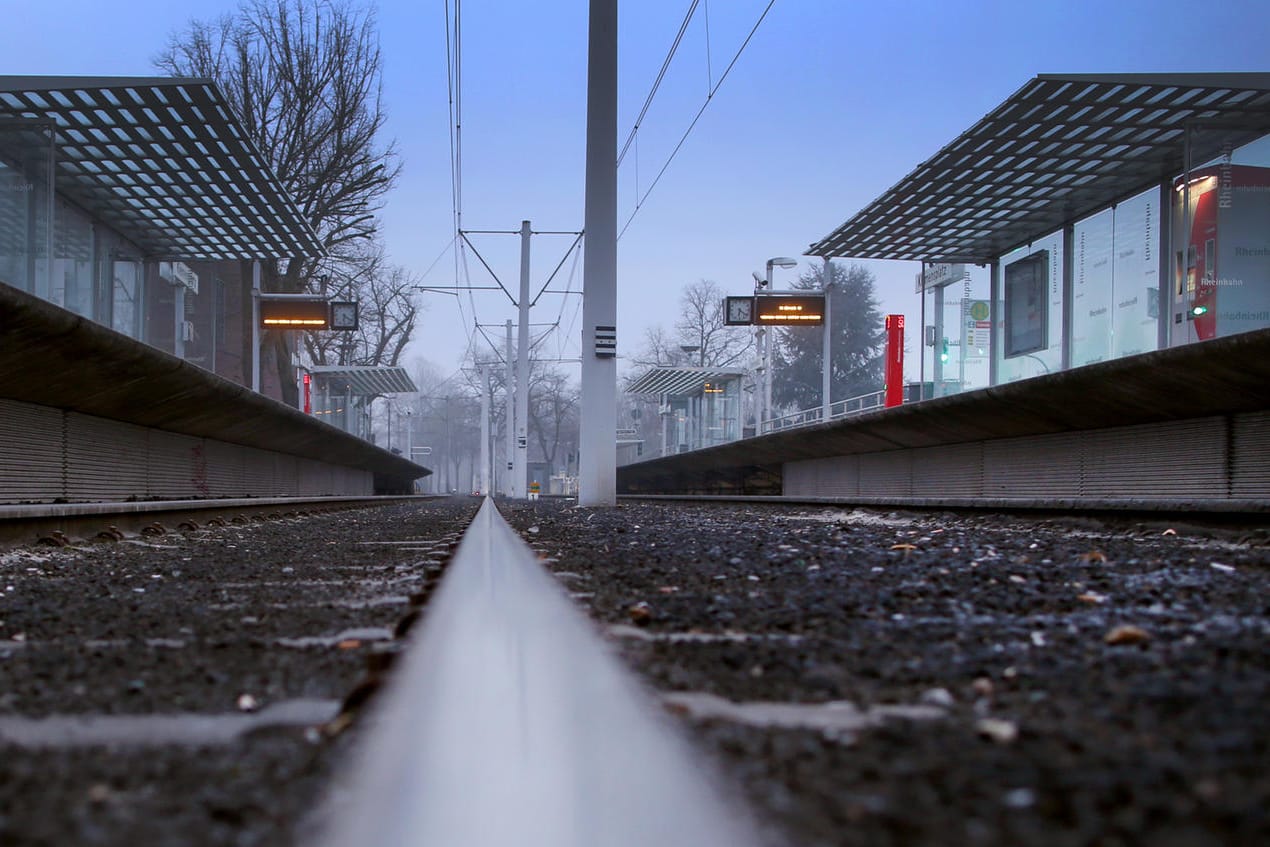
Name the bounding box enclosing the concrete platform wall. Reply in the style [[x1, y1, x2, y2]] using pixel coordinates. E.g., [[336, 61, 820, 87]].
[[618, 328, 1270, 507], [0, 398, 373, 504], [0, 282, 424, 500], [784, 411, 1269, 502]]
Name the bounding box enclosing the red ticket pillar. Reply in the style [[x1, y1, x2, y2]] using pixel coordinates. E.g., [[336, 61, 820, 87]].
[[884, 314, 904, 408]]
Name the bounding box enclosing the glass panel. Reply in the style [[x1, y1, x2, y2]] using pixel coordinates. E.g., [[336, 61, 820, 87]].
[[917, 266, 989, 399], [0, 123, 54, 295], [1110, 190, 1159, 358], [1071, 209, 1114, 367], [111, 259, 142, 337], [52, 198, 94, 318]]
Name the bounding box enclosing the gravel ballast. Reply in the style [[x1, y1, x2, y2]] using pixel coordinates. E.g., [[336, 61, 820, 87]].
[[0, 496, 1266, 846]]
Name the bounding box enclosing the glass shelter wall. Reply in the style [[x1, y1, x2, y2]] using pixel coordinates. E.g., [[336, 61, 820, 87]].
[[918, 266, 991, 398], [0, 123, 53, 297], [1070, 188, 1160, 368]]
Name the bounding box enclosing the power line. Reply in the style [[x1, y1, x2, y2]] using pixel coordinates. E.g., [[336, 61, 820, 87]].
[[617, 0, 700, 168], [618, 0, 779, 241]]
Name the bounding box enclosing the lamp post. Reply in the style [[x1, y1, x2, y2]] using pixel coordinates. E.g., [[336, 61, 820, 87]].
[[759, 257, 798, 432]]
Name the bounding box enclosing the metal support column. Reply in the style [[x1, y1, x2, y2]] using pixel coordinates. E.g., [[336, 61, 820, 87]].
[[1157, 180, 1172, 351], [514, 220, 532, 499], [821, 257, 833, 421], [932, 283, 945, 393], [480, 365, 491, 496], [504, 319, 515, 497], [250, 261, 261, 392], [1061, 222, 1074, 372], [988, 260, 1001, 386], [579, 0, 618, 506]]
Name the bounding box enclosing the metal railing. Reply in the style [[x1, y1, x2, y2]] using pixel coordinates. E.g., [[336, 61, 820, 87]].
[[760, 388, 887, 434]]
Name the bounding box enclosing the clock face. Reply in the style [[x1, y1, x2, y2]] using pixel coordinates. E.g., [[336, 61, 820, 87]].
[[725, 296, 754, 325], [330, 301, 358, 330]]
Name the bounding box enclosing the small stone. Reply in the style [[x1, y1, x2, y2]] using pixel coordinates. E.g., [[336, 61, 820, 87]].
[[627, 602, 652, 626], [527, 526, 539, 534], [971, 677, 994, 698], [1030, 631, 1046, 647], [236, 693, 260, 712], [1104, 624, 1150, 646], [1003, 787, 1035, 808], [919, 687, 955, 709], [1008, 574, 1026, 584], [87, 784, 112, 804], [1077, 591, 1108, 604], [976, 718, 1018, 744]]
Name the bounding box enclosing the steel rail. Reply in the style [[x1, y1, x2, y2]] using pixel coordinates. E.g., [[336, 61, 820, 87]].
[[315, 496, 761, 847], [0, 495, 443, 550]]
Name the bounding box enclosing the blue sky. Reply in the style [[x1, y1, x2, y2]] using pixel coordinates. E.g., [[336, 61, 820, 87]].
[[4, 0, 1270, 384]]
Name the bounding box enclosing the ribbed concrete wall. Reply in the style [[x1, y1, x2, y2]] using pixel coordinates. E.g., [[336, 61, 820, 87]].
[[783, 412, 1267, 502], [0, 282, 426, 497], [618, 328, 1270, 505], [0, 398, 373, 504]]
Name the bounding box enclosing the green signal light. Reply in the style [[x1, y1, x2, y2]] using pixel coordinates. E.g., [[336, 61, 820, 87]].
[[939, 338, 949, 364], [1191, 304, 1209, 317]]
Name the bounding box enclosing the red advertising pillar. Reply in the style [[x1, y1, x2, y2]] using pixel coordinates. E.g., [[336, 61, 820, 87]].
[[303, 372, 312, 414], [884, 314, 904, 408]]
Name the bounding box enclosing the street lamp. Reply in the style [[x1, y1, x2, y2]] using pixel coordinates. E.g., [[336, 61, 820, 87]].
[[758, 257, 798, 431]]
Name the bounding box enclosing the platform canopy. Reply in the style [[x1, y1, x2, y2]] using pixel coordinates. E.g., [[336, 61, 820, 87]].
[[625, 367, 747, 398], [0, 76, 324, 261], [310, 366, 417, 397], [810, 73, 1270, 264]]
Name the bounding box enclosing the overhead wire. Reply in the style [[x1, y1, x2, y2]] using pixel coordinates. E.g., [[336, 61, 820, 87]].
[[618, 0, 779, 242], [444, 0, 478, 357], [617, 0, 700, 168]]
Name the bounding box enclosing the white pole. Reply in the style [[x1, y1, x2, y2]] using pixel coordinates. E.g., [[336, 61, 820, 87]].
[[514, 220, 532, 499], [504, 319, 515, 497], [480, 365, 491, 495], [763, 264, 773, 432], [579, 0, 618, 507], [821, 257, 833, 421]]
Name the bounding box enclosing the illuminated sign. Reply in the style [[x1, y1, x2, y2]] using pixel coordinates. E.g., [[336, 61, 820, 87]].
[[260, 298, 330, 328], [754, 294, 825, 325]]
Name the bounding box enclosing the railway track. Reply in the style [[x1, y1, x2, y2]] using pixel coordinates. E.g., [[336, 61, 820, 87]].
[[0, 496, 1266, 845], [0, 495, 441, 551]]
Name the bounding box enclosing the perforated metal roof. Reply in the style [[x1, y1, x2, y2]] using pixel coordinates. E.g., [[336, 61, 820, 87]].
[[625, 367, 746, 398], [810, 73, 1270, 264], [310, 365, 417, 397], [0, 76, 323, 261]]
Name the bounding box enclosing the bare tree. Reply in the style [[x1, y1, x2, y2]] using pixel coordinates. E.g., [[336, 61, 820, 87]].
[[673, 280, 753, 367], [631, 280, 753, 371], [157, 0, 402, 403], [304, 243, 419, 368], [527, 366, 579, 475]]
